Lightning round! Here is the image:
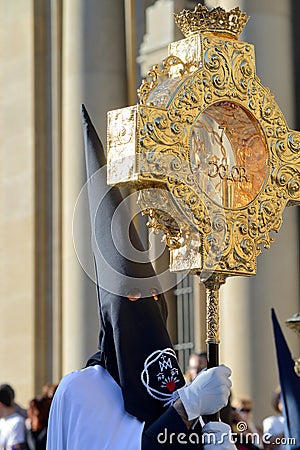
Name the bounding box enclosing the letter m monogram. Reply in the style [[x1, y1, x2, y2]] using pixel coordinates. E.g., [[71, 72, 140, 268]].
[[159, 356, 172, 371]]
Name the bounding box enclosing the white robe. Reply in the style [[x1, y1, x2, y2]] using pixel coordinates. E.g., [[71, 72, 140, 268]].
[[46, 365, 144, 450]]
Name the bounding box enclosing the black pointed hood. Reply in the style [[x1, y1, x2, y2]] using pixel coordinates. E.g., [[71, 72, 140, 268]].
[[81, 105, 185, 425]]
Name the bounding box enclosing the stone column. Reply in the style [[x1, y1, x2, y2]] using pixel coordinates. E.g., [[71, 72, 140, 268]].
[[0, 1, 35, 405], [62, 0, 128, 373]]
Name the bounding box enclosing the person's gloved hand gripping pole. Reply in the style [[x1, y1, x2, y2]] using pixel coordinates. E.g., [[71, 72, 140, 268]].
[[178, 365, 232, 419], [142, 365, 235, 449]]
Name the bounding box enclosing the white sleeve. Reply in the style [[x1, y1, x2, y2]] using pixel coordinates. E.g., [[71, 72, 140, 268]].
[[46, 366, 144, 450], [8, 417, 25, 447]]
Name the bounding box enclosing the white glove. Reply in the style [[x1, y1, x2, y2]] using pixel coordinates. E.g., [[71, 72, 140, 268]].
[[178, 365, 232, 420], [202, 421, 237, 450]]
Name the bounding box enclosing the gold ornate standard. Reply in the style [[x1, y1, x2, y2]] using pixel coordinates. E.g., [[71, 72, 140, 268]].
[[107, 5, 300, 359]]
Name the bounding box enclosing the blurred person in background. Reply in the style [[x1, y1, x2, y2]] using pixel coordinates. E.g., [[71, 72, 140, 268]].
[[1, 385, 27, 419], [0, 384, 26, 450], [232, 396, 263, 450], [25, 397, 52, 450], [262, 387, 285, 450], [185, 352, 208, 383], [41, 384, 57, 400]]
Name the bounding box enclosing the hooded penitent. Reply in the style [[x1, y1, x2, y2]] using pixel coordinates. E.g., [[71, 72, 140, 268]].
[[81, 105, 185, 425]]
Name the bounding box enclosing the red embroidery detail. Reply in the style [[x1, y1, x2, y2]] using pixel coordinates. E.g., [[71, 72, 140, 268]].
[[166, 381, 176, 392]]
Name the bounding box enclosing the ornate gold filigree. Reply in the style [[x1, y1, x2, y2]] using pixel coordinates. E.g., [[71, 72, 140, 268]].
[[174, 5, 249, 39], [138, 55, 194, 105], [204, 275, 226, 344], [294, 358, 300, 377], [286, 313, 300, 336], [107, 106, 138, 185], [138, 186, 185, 249], [107, 7, 300, 279]]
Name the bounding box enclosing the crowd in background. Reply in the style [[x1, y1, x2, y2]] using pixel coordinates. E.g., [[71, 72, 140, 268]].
[[185, 352, 286, 450], [0, 353, 285, 450], [0, 383, 57, 450]]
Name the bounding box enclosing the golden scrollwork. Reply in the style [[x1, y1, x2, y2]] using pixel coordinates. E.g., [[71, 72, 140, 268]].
[[286, 313, 300, 336], [137, 55, 194, 106], [107, 5, 300, 279], [174, 5, 248, 40], [204, 275, 226, 344], [138, 186, 185, 249], [294, 359, 300, 377]]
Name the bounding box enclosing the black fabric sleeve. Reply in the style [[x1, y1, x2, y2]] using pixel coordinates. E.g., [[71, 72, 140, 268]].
[[142, 406, 203, 449]]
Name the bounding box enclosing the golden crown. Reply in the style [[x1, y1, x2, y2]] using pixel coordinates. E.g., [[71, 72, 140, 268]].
[[174, 4, 249, 39]]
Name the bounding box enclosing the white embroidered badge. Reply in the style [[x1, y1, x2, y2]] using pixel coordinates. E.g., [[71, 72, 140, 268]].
[[141, 348, 183, 406]]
